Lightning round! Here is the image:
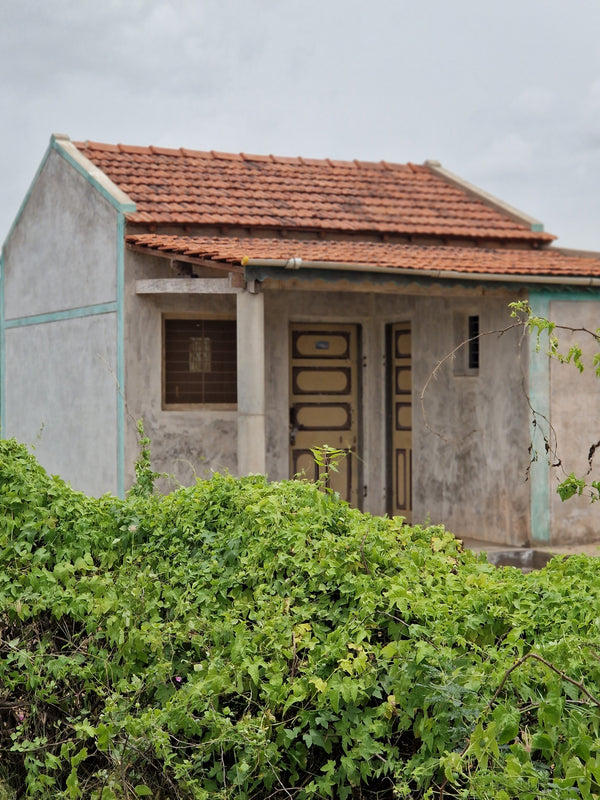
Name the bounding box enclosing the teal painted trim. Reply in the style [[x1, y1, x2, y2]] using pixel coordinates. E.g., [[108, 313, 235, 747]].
[[528, 290, 551, 542], [51, 139, 136, 214], [5, 302, 117, 329], [116, 214, 125, 499], [0, 252, 5, 435], [535, 289, 600, 302], [531, 223, 545, 232]]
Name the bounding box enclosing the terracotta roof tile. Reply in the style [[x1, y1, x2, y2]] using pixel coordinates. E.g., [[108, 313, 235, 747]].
[[73, 139, 555, 243], [125, 234, 600, 279]]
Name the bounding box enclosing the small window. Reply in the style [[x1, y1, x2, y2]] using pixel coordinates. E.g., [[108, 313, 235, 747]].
[[453, 312, 480, 376], [164, 319, 237, 406], [467, 315, 480, 370]]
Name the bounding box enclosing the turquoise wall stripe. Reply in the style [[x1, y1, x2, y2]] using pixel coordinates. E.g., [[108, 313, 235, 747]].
[[0, 252, 4, 435], [533, 288, 600, 301], [5, 302, 118, 329], [528, 291, 551, 541], [116, 214, 125, 499]]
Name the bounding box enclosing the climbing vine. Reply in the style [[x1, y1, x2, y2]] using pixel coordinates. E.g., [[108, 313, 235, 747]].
[[1, 439, 600, 798]]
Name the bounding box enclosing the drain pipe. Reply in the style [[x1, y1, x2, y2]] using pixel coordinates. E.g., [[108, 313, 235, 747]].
[[241, 256, 600, 287]]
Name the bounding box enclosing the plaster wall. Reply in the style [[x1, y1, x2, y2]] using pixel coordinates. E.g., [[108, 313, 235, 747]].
[[3, 148, 117, 319], [123, 251, 237, 490], [4, 314, 118, 495], [548, 298, 600, 543], [121, 254, 530, 542], [412, 294, 530, 544], [263, 285, 530, 543]]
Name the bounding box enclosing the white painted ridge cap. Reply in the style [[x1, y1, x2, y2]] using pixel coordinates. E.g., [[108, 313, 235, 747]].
[[424, 159, 545, 232], [51, 134, 136, 211]]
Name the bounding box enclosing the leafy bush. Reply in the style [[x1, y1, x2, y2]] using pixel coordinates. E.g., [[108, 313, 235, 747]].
[[2, 438, 600, 799]]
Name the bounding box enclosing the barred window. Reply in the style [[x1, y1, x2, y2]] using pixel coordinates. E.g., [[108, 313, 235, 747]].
[[164, 319, 237, 406]]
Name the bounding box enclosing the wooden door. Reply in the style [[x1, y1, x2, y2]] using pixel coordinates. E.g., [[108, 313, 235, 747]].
[[289, 323, 360, 506], [389, 323, 412, 521]]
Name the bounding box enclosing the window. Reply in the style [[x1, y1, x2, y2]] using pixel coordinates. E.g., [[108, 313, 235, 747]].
[[453, 312, 480, 376], [467, 315, 480, 370], [164, 318, 237, 406]]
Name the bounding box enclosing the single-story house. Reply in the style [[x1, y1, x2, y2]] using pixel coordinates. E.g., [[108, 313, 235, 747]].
[[2, 133, 600, 546]]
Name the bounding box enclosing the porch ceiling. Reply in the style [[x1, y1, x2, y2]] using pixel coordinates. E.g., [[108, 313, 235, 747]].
[[125, 233, 600, 281]]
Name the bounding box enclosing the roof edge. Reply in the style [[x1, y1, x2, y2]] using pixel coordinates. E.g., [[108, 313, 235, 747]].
[[424, 160, 550, 236], [51, 134, 136, 214], [244, 257, 600, 288]]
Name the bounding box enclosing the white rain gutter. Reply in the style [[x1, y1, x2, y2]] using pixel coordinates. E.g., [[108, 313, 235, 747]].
[[242, 256, 600, 287]]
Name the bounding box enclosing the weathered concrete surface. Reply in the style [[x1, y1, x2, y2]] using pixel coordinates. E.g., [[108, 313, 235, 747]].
[[123, 250, 238, 489], [412, 293, 530, 545], [4, 148, 117, 319], [4, 314, 118, 495], [237, 290, 266, 475], [548, 299, 600, 543], [3, 148, 120, 495], [262, 283, 529, 544]]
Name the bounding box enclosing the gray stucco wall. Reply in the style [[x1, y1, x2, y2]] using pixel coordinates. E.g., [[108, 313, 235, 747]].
[[121, 252, 530, 543], [263, 283, 530, 544], [4, 314, 118, 494], [2, 147, 120, 495], [548, 298, 600, 542], [4, 149, 117, 317], [123, 251, 237, 490], [412, 293, 530, 544]]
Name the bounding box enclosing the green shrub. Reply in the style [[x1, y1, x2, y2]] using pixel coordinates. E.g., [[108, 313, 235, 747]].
[[2, 438, 600, 798]]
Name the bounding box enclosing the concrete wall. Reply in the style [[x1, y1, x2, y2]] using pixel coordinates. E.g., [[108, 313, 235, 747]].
[[263, 283, 530, 544], [4, 149, 117, 317], [123, 251, 238, 490], [547, 298, 600, 543], [412, 293, 530, 545], [2, 148, 120, 494], [4, 315, 118, 494], [121, 252, 530, 543]]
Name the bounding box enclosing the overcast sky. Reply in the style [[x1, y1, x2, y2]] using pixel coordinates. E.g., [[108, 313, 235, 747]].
[[1, 0, 600, 250]]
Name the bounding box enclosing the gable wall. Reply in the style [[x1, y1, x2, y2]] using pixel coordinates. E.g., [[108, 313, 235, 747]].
[[2, 148, 121, 495]]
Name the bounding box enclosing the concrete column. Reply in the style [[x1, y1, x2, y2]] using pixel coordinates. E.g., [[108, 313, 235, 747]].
[[236, 288, 266, 474]]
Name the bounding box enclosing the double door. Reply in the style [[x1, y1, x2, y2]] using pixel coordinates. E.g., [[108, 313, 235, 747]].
[[288, 321, 412, 519]]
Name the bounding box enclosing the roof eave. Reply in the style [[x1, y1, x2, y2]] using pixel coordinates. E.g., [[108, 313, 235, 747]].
[[242, 257, 600, 287]]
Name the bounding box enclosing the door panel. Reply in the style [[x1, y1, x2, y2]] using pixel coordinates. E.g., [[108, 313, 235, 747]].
[[290, 323, 360, 506], [389, 323, 412, 521]]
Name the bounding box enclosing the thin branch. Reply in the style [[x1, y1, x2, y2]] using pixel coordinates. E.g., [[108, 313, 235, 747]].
[[420, 323, 520, 444], [438, 651, 600, 798]]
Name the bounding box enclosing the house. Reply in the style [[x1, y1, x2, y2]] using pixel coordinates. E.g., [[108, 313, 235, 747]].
[[2, 133, 600, 547]]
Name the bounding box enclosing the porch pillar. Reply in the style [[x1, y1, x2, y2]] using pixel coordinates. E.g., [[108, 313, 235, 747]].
[[236, 287, 266, 475]]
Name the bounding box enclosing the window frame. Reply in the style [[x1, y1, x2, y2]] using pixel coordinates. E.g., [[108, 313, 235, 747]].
[[162, 313, 238, 411]]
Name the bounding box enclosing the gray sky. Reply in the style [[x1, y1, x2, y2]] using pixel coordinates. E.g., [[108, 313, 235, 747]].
[[2, 0, 600, 249]]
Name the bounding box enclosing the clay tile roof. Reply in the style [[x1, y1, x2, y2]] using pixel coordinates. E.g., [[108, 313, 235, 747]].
[[73, 139, 555, 243], [125, 234, 600, 279]]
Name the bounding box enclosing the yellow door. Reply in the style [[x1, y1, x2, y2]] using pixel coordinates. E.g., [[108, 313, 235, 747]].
[[289, 323, 360, 506], [389, 323, 412, 521]]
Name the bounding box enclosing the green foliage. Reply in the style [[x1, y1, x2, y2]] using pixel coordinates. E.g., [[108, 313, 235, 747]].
[[128, 420, 160, 498], [3, 438, 600, 797]]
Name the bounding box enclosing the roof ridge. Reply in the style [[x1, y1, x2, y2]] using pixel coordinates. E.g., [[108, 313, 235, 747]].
[[74, 138, 418, 170]]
